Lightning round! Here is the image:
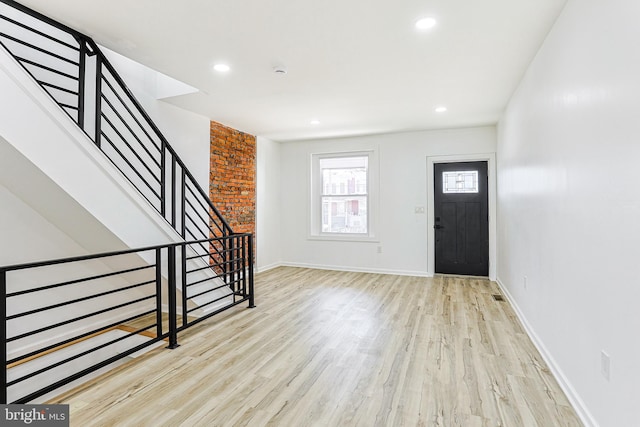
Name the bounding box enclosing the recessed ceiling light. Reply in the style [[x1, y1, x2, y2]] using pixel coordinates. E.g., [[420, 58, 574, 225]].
[[213, 63, 230, 73], [310, 119, 320, 125], [435, 106, 447, 113], [415, 17, 437, 30]]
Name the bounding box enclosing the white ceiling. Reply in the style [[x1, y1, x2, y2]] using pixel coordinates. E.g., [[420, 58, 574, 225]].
[[20, 0, 566, 141]]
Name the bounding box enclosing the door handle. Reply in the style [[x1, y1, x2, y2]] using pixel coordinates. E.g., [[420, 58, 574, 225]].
[[434, 224, 443, 230]]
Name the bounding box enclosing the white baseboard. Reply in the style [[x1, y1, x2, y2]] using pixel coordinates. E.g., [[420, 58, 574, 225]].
[[279, 261, 432, 278], [495, 277, 598, 427], [255, 262, 282, 274]]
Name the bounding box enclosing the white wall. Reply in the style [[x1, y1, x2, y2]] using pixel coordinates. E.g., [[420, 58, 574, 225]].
[[496, 0, 640, 425], [256, 136, 282, 271], [279, 127, 496, 276]]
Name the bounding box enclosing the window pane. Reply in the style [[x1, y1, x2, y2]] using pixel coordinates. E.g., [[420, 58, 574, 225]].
[[320, 156, 368, 196], [321, 196, 367, 233], [443, 171, 478, 194]]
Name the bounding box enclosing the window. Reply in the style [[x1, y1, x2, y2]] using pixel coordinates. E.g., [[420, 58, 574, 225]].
[[442, 170, 478, 194], [311, 151, 376, 240]]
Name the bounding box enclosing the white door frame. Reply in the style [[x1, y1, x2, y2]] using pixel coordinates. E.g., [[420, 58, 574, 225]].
[[426, 153, 497, 280]]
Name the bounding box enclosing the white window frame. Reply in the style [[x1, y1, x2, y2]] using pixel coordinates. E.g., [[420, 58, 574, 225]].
[[310, 150, 378, 241]]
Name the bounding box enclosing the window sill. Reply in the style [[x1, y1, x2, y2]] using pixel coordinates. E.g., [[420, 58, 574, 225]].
[[308, 234, 379, 243]]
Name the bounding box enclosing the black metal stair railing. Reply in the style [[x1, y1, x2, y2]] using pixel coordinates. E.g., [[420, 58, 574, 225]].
[[0, 0, 257, 404], [0, 0, 239, 279], [0, 236, 254, 404]]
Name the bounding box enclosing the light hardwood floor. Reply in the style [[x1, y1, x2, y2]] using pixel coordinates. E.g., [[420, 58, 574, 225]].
[[50, 267, 582, 426]]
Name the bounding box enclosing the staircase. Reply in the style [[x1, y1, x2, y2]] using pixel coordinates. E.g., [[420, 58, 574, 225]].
[[0, 0, 254, 404]]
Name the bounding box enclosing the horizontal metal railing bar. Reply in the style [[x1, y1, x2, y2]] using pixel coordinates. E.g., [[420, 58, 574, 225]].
[[185, 231, 222, 260], [100, 92, 161, 168], [185, 252, 211, 261], [224, 265, 246, 276], [184, 232, 218, 261], [0, 32, 79, 65], [183, 196, 215, 232], [184, 212, 209, 239], [0, 0, 86, 41], [190, 257, 237, 269], [177, 298, 248, 333], [208, 246, 239, 256], [228, 278, 244, 288], [118, 323, 157, 336], [186, 264, 217, 275], [100, 112, 162, 184], [99, 135, 160, 211], [0, 13, 80, 51], [13, 334, 165, 404], [184, 252, 211, 263], [99, 119, 161, 187], [185, 184, 226, 234], [8, 280, 155, 320], [58, 103, 78, 110], [185, 176, 232, 234], [100, 131, 162, 202], [101, 74, 160, 153], [7, 263, 154, 298], [185, 292, 235, 314], [183, 244, 225, 268], [7, 295, 155, 342], [0, 236, 249, 272], [186, 281, 231, 299], [6, 309, 156, 366], [185, 274, 228, 290], [184, 253, 236, 267], [8, 323, 157, 387], [15, 56, 78, 80], [184, 187, 226, 236], [39, 80, 77, 95], [183, 185, 211, 219]]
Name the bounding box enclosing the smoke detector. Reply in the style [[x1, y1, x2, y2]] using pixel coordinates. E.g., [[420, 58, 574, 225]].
[[273, 65, 288, 75]]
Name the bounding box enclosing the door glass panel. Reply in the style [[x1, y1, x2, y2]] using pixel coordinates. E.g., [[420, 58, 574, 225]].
[[442, 171, 478, 194]]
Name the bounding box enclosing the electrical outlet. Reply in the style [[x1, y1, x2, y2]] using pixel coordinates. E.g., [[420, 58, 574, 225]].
[[377, 246, 383, 254], [523, 276, 528, 290], [601, 350, 611, 381], [414, 206, 425, 214]]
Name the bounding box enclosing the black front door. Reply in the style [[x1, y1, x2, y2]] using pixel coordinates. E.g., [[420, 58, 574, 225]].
[[434, 161, 488, 276]]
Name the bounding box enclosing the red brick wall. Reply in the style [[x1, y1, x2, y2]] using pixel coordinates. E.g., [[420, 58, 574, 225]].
[[209, 121, 256, 241]]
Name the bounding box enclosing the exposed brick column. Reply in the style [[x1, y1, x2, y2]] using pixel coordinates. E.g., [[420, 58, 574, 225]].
[[209, 121, 256, 258]]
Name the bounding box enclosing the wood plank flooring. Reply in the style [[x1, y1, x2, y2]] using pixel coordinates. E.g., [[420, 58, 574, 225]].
[[49, 267, 582, 426]]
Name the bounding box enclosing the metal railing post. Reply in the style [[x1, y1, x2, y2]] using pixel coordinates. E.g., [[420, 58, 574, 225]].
[[228, 236, 235, 291], [171, 156, 176, 228], [222, 229, 229, 287], [237, 235, 243, 295], [181, 169, 186, 238], [94, 54, 102, 148], [167, 246, 179, 349], [160, 140, 166, 218], [248, 235, 255, 308], [181, 243, 188, 328], [241, 235, 247, 300], [155, 248, 163, 339], [77, 38, 86, 129], [1, 270, 7, 403]]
